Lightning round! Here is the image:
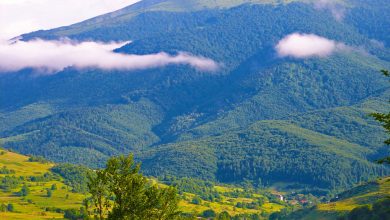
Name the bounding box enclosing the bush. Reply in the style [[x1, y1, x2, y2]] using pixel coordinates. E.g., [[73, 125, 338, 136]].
[[202, 209, 217, 218], [7, 203, 14, 212], [64, 208, 88, 220]]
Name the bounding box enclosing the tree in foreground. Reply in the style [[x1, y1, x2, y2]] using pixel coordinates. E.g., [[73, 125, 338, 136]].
[[371, 70, 390, 164], [88, 154, 181, 220]]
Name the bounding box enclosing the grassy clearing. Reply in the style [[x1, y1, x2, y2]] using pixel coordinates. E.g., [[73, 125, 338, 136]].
[[0, 149, 85, 219]]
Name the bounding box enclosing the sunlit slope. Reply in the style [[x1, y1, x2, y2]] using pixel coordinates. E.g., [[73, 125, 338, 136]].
[[286, 177, 390, 220], [0, 149, 287, 219], [0, 149, 85, 219]]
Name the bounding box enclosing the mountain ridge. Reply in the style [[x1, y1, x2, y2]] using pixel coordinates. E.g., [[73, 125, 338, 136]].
[[1, 0, 389, 194]]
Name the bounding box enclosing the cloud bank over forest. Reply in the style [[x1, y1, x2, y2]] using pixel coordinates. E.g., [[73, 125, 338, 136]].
[[276, 33, 346, 59], [0, 39, 219, 73]]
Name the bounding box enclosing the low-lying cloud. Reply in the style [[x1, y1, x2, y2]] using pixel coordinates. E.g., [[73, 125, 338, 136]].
[[0, 39, 219, 73], [275, 33, 346, 59], [314, 0, 346, 21]]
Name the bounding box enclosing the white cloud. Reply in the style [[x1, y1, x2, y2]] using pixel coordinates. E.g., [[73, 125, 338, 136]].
[[275, 33, 345, 58], [0, 0, 141, 39], [0, 39, 219, 73], [314, 0, 346, 21]]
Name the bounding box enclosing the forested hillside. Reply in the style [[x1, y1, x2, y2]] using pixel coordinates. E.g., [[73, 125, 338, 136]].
[[1, 0, 389, 194]]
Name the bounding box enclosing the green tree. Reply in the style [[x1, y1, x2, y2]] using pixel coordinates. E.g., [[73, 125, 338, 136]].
[[347, 205, 372, 220], [218, 211, 231, 220], [7, 203, 14, 212], [88, 154, 180, 220], [46, 189, 52, 198], [51, 184, 57, 190], [64, 208, 88, 220], [88, 170, 110, 219], [19, 184, 30, 197], [0, 203, 6, 212], [371, 70, 390, 164], [202, 209, 217, 218], [191, 196, 201, 205]]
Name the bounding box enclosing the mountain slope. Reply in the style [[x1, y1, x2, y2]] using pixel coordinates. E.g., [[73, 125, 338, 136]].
[[283, 177, 390, 220], [1, 0, 390, 193], [22, 0, 310, 39], [0, 149, 86, 219]]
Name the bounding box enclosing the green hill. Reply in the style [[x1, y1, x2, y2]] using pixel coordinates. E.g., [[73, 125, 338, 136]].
[[1, 0, 390, 194], [0, 149, 290, 219], [0, 149, 85, 219], [281, 177, 390, 220]]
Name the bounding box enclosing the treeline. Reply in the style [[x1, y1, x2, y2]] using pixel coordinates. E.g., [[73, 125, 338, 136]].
[[51, 163, 91, 193]]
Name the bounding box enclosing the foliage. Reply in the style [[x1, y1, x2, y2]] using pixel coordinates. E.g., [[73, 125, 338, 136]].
[[18, 185, 30, 197], [28, 155, 50, 163], [0, 176, 20, 192], [7, 203, 14, 212], [0, 166, 15, 174], [283, 177, 390, 220], [201, 209, 216, 218], [87, 154, 181, 220], [1, 0, 390, 194], [162, 176, 221, 202], [341, 197, 390, 220], [64, 208, 88, 220], [371, 70, 390, 164], [51, 163, 92, 193]]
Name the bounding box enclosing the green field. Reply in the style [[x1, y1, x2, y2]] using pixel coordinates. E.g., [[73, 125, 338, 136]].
[[0, 149, 85, 219], [0, 149, 287, 219]]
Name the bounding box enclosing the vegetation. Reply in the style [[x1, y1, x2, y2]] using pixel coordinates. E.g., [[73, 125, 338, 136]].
[[2, 1, 389, 194], [342, 198, 390, 220], [279, 177, 390, 220], [0, 149, 87, 219], [0, 3, 389, 220], [371, 70, 390, 164], [87, 154, 180, 219], [51, 163, 91, 193], [0, 149, 289, 219]]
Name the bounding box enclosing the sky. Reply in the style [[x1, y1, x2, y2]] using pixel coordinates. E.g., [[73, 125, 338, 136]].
[[0, 0, 141, 40]]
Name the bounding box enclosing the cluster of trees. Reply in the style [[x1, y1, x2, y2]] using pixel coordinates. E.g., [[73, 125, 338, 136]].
[[195, 209, 265, 220], [28, 155, 50, 163], [85, 154, 180, 220], [51, 163, 91, 193], [0, 166, 15, 174], [18, 184, 30, 197], [29, 172, 58, 182], [0, 203, 14, 212], [0, 176, 21, 192], [235, 198, 266, 210], [162, 176, 221, 202]]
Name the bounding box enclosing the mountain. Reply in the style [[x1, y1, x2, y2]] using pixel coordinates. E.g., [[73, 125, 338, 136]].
[[1, 0, 390, 193]]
